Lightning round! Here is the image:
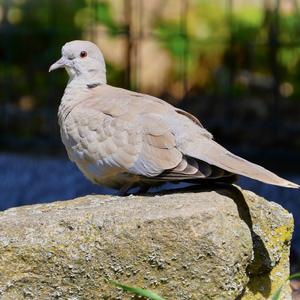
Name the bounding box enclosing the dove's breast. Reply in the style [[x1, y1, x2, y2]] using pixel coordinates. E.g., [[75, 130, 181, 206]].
[[58, 100, 141, 188]]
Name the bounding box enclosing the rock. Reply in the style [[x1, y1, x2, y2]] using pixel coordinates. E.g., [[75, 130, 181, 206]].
[[0, 186, 293, 300]]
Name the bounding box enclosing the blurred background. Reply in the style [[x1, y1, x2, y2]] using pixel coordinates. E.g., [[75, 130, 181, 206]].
[[0, 0, 300, 271]]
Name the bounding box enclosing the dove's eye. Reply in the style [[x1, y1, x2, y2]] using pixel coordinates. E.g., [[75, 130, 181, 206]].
[[80, 51, 87, 58]]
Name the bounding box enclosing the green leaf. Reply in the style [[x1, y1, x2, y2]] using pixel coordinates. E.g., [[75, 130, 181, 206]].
[[271, 273, 300, 300], [271, 286, 283, 300], [288, 273, 300, 280], [109, 280, 166, 300]]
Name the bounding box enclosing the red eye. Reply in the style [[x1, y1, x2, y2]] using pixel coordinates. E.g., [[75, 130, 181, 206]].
[[80, 51, 87, 58]]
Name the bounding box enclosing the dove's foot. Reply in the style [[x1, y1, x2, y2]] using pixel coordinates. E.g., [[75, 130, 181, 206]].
[[118, 183, 151, 196], [118, 183, 133, 196]]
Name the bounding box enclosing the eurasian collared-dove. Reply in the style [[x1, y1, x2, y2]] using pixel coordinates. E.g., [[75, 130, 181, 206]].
[[49, 40, 299, 193]]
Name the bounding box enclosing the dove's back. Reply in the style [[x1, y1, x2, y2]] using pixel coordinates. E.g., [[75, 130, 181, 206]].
[[58, 84, 299, 190]]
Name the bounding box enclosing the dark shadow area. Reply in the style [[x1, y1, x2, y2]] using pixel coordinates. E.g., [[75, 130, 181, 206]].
[[146, 183, 272, 298], [215, 184, 273, 298]]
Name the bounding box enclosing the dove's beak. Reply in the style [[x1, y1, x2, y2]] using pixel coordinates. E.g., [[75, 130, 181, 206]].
[[49, 57, 66, 72]]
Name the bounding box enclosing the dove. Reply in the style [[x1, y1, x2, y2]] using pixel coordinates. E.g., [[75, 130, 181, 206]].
[[49, 40, 299, 194]]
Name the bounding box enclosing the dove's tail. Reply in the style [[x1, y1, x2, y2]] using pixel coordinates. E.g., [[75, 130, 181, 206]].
[[183, 139, 299, 189]]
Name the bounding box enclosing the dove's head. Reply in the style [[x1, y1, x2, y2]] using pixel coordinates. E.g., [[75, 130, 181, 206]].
[[49, 40, 106, 86]]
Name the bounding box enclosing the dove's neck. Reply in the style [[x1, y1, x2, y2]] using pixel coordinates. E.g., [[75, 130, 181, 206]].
[[58, 72, 105, 124], [58, 66, 107, 122], [66, 69, 107, 89], [58, 84, 82, 124]]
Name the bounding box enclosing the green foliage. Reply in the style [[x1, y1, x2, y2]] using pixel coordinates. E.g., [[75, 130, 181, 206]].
[[271, 273, 300, 300], [154, 21, 187, 58], [234, 7, 263, 27], [95, 1, 120, 35], [109, 280, 166, 300], [280, 14, 300, 43], [231, 17, 260, 43]]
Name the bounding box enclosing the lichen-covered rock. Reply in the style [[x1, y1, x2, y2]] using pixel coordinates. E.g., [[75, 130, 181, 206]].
[[241, 190, 293, 300], [0, 187, 293, 299]]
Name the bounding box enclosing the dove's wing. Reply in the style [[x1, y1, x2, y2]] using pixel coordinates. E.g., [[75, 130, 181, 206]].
[[65, 84, 298, 189], [168, 106, 299, 188], [93, 86, 234, 181], [116, 86, 298, 188]]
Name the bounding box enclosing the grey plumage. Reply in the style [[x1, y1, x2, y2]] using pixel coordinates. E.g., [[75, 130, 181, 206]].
[[49, 40, 299, 191]]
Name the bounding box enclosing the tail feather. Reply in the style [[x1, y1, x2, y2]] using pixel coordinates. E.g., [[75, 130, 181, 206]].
[[183, 139, 299, 189]]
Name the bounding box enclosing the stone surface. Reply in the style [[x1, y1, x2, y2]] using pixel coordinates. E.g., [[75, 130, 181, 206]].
[[0, 186, 293, 300]]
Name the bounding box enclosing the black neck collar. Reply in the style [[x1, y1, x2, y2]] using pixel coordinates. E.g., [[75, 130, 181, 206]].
[[87, 82, 101, 89]]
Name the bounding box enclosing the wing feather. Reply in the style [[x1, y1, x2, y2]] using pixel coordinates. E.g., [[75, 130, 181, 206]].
[[127, 114, 182, 176], [181, 137, 299, 188]]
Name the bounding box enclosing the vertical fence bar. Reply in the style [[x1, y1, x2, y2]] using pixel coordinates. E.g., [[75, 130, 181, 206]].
[[86, 0, 92, 41], [135, 0, 143, 91], [124, 0, 133, 89], [1, 1, 11, 132], [226, 0, 234, 130], [268, 0, 280, 137], [180, 0, 189, 96], [131, 0, 139, 91]]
